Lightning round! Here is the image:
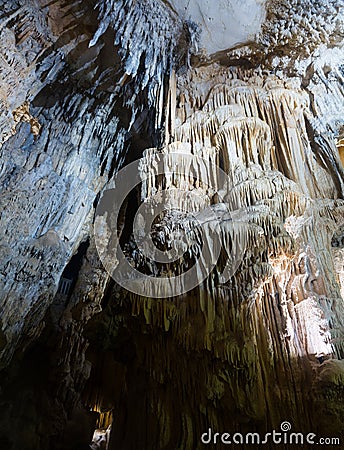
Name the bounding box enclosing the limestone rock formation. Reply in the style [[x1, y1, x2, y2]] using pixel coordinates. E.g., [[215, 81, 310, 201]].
[[0, 1, 343, 449]]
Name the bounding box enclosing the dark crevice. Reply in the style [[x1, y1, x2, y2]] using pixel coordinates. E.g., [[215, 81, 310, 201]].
[[59, 239, 90, 298]]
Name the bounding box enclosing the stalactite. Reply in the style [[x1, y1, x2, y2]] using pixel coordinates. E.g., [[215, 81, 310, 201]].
[[90, 0, 193, 132], [100, 10, 344, 443]]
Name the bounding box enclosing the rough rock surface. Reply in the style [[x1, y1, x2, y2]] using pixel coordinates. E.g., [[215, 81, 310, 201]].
[[0, 0, 343, 449], [169, 0, 267, 54]]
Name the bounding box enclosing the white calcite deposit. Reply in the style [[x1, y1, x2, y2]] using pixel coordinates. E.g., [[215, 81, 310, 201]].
[[170, 0, 267, 54]]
